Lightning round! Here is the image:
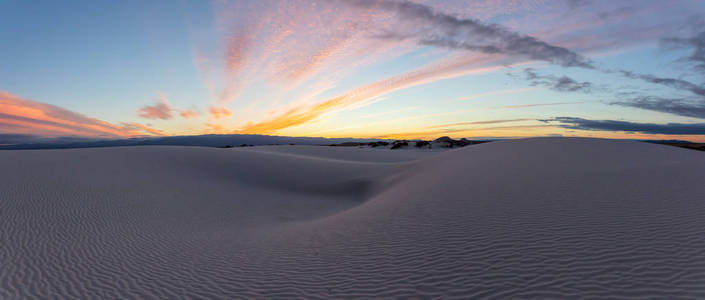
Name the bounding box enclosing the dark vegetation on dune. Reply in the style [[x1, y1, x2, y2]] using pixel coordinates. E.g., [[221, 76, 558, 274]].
[[644, 140, 705, 152], [329, 136, 491, 149]]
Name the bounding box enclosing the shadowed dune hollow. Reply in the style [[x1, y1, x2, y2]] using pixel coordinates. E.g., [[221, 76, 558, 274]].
[[1, 137, 704, 299]]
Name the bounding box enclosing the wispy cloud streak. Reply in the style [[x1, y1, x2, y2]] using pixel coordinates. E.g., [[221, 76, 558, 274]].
[[619, 70, 705, 97], [543, 117, 705, 135], [524, 68, 593, 92], [428, 118, 531, 128], [661, 17, 705, 75], [613, 96, 705, 119], [336, 0, 593, 68], [1, 91, 164, 138], [239, 54, 513, 134]]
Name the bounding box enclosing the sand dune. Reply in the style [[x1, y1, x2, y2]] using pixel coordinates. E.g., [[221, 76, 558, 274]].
[[1, 138, 704, 298]]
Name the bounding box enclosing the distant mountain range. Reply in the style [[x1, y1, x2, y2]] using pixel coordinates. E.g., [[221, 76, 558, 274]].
[[0, 134, 389, 150]]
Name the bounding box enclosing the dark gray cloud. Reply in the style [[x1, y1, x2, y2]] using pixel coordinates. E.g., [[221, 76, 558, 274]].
[[619, 70, 705, 96], [566, 0, 590, 9], [661, 31, 705, 75], [524, 68, 592, 92], [596, 6, 634, 21], [339, 0, 593, 68], [612, 96, 705, 119], [607, 26, 705, 119], [512, 66, 705, 120], [542, 117, 705, 135]]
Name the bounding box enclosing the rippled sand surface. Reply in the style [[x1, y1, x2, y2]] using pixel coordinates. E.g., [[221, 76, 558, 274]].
[[2, 138, 704, 299]]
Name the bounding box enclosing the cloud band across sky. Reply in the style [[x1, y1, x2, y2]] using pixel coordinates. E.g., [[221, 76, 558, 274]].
[[338, 0, 593, 68], [543, 117, 705, 135]]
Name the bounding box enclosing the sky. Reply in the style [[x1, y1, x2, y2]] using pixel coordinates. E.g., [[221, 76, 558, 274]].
[[2, 0, 705, 142]]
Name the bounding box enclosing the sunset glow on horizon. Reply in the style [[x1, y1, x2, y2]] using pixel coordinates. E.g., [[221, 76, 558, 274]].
[[2, 0, 705, 142]]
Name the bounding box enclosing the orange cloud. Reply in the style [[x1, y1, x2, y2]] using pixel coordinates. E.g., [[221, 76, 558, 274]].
[[120, 123, 166, 136], [204, 0, 411, 108], [205, 123, 225, 132], [209, 106, 232, 119], [179, 109, 199, 119], [0, 91, 164, 138], [239, 54, 515, 134], [137, 94, 173, 120], [137, 94, 200, 120]]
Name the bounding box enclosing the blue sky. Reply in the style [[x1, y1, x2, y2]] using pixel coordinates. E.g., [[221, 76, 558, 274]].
[[1, 0, 704, 141]]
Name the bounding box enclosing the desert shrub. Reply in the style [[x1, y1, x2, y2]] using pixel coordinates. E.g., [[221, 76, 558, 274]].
[[391, 141, 408, 149], [415, 141, 430, 148]]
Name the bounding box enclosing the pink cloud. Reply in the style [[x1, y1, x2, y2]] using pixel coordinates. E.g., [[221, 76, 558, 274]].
[[137, 94, 200, 120], [194, 0, 692, 137], [179, 109, 199, 119], [209, 106, 232, 119], [137, 94, 173, 120], [0, 91, 165, 138]]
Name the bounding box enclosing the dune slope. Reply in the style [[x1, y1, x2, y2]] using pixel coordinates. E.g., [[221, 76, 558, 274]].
[[1, 138, 704, 299]]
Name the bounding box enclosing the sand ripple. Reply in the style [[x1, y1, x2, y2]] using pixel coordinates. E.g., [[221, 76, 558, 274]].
[[1, 138, 704, 299]]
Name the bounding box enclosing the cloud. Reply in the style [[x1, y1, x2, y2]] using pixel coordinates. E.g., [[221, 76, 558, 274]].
[[120, 123, 166, 136], [338, 0, 593, 68], [566, 0, 590, 9], [137, 94, 201, 120], [428, 118, 531, 129], [619, 70, 705, 97], [205, 123, 225, 132], [218, 32, 255, 104], [137, 94, 173, 120], [204, 1, 388, 106], [661, 25, 705, 74], [238, 53, 514, 134], [309, 101, 579, 138], [595, 6, 634, 20], [488, 102, 583, 110], [455, 87, 539, 101], [0, 91, 164, 138], [524, 68, 593, 92], [542, 117, 705, 135], [612, 96, 705, 119], [517, 67, 704, 119], [209, 106, 232, 119], [179, 109, 199, 119]]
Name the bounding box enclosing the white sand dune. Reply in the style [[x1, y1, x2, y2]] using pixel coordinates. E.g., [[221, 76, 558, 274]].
[[244, 144, 443, 163], [1, 138, 704, 299]]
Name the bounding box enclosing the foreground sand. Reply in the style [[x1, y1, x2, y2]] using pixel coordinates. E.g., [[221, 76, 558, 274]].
[[1, 138, 704, 299]]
